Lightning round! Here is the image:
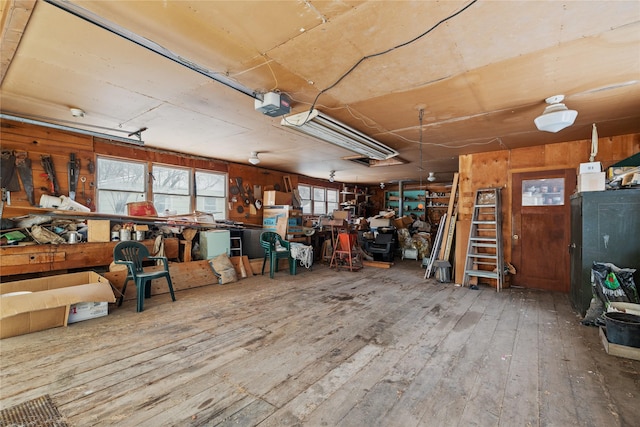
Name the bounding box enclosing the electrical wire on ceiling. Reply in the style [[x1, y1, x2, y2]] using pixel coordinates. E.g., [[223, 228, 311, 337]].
[[389, 130, 505, 149], [308, 0, 479, 112]]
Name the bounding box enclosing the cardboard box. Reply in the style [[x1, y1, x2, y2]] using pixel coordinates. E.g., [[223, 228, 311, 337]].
[[87, 220, 111, 242], [264, 191, 292, 206], [577, 172, 605, 192], [393, 216, 414, 229], [578, 162, 602, 174], [0, 271, 115, 338], [262, 206, 303, 234], [68, 301, 109, 323], [332, 210, 350, 221], [370, 218, 391, 228]]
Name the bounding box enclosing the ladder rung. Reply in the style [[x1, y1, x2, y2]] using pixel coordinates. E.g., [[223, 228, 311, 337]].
[[465, 270, 500, 279], [472, 220, 496, 225], [466, 253, 498, 260], [470, 237, 496, 241], [470, 243, 497, 248], [474, 204, 496, 208]]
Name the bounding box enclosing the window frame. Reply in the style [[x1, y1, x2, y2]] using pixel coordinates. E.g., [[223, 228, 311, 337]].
[[95, 155, 227, 219]]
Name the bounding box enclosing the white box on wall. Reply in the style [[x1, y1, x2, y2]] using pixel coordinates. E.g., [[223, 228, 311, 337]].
[[579, 162, 602, 174], [577, 172, 605, 192]]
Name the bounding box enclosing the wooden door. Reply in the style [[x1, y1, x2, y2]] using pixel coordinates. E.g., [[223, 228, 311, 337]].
[[511, 169, 576, 292]]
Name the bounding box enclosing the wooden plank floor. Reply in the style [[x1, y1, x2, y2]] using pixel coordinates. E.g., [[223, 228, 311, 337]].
[[1, 260, 639, 426]]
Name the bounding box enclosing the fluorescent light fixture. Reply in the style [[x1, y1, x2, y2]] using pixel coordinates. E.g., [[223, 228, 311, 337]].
[[281, 109, 398, 160], [534, 95, 578, 133]]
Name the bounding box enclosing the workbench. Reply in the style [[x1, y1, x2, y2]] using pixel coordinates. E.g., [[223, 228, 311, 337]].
[[0, 238, 178, 278]]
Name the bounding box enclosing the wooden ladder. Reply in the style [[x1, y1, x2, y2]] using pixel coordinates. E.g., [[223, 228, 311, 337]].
[[463, 187, 504, 291]]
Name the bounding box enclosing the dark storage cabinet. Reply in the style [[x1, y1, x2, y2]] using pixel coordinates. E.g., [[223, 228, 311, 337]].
[[570, 190, 640, 316]]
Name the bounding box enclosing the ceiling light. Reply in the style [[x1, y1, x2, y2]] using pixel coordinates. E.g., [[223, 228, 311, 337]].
[[380, 182, 385, 189], [329, 170, 335, 182], [534, 95, 578, 133], [248, 152, 260, 165], [69, 108, 85, 117], [427, 172, 436, 182], [281, 109, 398, 160]]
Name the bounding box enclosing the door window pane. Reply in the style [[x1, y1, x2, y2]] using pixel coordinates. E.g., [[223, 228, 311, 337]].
[[522, 178, 565, 206]]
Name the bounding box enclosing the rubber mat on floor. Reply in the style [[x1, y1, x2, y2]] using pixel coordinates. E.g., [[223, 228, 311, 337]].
[[0, 394, 68, 427]]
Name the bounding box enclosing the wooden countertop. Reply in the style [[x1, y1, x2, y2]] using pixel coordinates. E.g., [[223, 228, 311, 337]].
[[0, 238, 178, 277]]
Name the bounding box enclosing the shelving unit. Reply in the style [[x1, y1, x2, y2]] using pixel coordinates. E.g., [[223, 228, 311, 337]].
[[384, 189, 425, 218], [425, 188, 451, 225], [340, 186, 369, 218]]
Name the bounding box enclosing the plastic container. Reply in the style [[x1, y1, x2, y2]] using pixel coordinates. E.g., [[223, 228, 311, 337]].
[[604, 311, 640, 348]]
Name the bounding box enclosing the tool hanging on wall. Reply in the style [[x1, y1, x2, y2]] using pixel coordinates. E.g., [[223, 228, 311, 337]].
[[40, 155, 60, 195], [67, 153, 80, 200], [1, 150, 21, 192], [15, 151, 35, 205]]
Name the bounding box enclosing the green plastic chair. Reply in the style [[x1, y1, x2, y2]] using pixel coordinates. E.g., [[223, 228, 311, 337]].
[[113, 241, 176, 312], [260, 231, 297, 279]]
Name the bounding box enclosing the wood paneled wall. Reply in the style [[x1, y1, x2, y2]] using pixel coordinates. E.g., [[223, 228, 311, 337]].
[[0, 118, 340, 226], [1, 119, 96, 208], [459, 133, 640, 264]]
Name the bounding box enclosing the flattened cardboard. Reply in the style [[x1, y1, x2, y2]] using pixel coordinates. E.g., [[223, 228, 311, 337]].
[[1, 271, 115, 338]]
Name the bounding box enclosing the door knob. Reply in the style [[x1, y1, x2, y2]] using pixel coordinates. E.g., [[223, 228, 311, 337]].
[[513, 234, 519, 240]]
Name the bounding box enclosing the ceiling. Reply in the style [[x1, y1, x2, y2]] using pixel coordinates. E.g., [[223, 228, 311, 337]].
[[2, 0, 639, 185]]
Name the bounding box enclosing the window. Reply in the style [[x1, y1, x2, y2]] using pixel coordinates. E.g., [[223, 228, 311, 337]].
[[327, 188, 339, 213], [298, 185, 312, 214], [298, 184, 339, 215], [152, 165, 191, 215], [313, 187, 326, 215], [522, 177, 565, 206], [195, 170, 227, 218], [96, 157, 146, 215], [96, 156, 227, 219]]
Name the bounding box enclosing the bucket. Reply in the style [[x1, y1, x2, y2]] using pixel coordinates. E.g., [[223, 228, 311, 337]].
[[120, 229, 131, 241], [434, 260, 451, 283], [604, 311, 640, 348]]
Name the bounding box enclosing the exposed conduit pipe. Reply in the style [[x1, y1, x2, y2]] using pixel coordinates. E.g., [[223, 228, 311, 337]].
[[0, 113, 145, 146], [43, 0, 259, 100]]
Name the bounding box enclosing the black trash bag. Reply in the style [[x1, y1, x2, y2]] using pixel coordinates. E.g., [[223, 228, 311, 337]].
[[581, 262, 638, 326], [592, 262, 639, 304]]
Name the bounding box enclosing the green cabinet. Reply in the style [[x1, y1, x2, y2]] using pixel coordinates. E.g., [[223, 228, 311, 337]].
[[385, 189, 425, 218], [570, 190, 640, 316]]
